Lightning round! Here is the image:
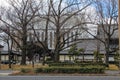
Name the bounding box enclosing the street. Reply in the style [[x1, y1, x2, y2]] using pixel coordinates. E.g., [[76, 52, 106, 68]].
[[0, 76, 120, 80]]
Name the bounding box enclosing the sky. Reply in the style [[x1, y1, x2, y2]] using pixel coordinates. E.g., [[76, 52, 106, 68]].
[[0, 0, 8, 7], [1, 0, 117, 35], [0, 0, 110, 49], [0, 0, 97, 34]]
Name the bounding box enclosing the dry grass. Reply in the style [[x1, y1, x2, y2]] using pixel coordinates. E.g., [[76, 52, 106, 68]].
[[108, 64, 119, 70], [0, 64, 9, 70], [0, 64, 48, 70], [0, 64, 119, 71]]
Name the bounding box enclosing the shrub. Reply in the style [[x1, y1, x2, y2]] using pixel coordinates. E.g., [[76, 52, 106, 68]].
[[34, 66, 105, 74], [34, 68, 43, 73], [21, 68, 31, 73], [48, 62, 106, 67]]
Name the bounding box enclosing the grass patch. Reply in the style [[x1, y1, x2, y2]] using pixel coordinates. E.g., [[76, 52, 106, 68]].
[[0, 64, 9, 70], [108, 64, 119, 70], [0, 64, 48, 70]]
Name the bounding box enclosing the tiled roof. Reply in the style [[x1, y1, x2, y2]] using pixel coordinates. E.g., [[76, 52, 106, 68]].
[[0, 51, 21, 55], [60, 39, 106, 55]]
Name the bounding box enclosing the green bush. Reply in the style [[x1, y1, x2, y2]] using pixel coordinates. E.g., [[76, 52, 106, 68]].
[[21, 68, 31, 73], [34, 66, 105, 74], [48, 62, 106, 67], [34, 68, 43, 73]]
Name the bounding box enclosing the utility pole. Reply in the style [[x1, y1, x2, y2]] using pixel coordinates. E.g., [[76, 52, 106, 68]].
[[118, 0, 120, 69]]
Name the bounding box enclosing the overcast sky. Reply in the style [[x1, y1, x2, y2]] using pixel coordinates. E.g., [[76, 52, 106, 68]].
[[0, 0, 8, 6], [0, 0, 97, 31], [0, 0, 98, 47]]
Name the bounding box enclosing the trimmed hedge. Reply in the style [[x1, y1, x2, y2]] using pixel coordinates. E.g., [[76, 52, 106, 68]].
[[48, 62, 106, 67], [21, 68, 31, 73], [34, 66, 105, 74]]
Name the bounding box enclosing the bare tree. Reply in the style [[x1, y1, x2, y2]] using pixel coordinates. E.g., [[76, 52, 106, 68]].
[[27, 0, 93, 62], [86, 0, 118, 66], [0, 0, 41, 65], [0, 31, 14, 68], [38, 0, 93, 62], [0, 0, 94, 64]]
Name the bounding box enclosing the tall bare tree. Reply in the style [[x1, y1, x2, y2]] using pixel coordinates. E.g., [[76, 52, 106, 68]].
[[0, 0, 41, 65], [0, 0, 94, 64], [86, 0, 118, 66], [40, 0, 93, 62]]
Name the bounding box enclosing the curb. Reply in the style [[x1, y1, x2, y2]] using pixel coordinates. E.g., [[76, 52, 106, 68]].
[[0, 73, 10, 76]]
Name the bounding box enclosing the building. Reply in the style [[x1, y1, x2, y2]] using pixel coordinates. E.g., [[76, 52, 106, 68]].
[[0, 51, 21, 63], [27, 23, 97, 50], [97, 24, 118, 52], [1, 22, 118, 62], [59, 39, 117, 62]]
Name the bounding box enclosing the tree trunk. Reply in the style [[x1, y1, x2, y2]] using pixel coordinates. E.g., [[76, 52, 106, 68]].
[[0, 52, 1, 69], [54, 51, 60, 62], [21, 49, 26, 65], [32, 59, 34, 68], [82, 52, 84, 62], [69, 55, 71, 61], [8, 51, 12, 68], [105, 38, 110, 67], [7, 38, 11, 69], [42, 52, 46, 65], [21, 28, 27, 65], [105, 48, 109, 67], [21, 41, 27, 65]]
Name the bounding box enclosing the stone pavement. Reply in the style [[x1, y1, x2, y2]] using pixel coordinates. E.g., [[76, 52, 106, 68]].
[[105, 70, 120, 76], [0, 70, 13, 76]]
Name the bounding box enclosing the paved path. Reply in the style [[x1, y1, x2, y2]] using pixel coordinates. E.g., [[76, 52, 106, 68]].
[[0, 70, 13, 73], [0, 76, 120, 80], [105, 70, 120, 75], [0, 70, 13, 76], [0, 70, 119, 75]]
